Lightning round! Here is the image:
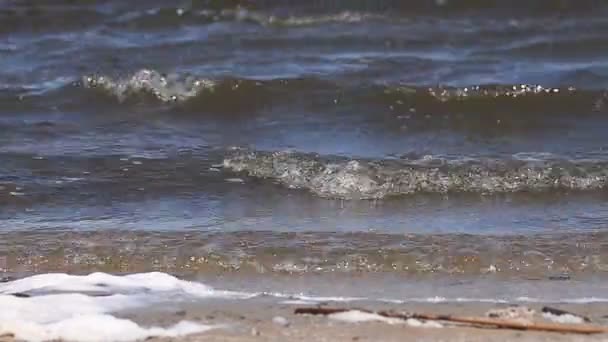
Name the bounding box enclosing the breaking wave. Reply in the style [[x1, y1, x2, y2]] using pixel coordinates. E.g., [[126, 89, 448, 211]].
[[5, 1, 606, 34], [77, 70, 608, 114], [223, 149, 608, 199], [82, 69, 217, 102], [4, 69, 604, 121]]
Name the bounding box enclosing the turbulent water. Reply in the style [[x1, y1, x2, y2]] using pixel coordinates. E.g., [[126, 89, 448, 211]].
[[224, 149, 608, 199], [4, 0, 608, 301]]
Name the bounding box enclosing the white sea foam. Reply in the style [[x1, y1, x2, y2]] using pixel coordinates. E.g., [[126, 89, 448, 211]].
[[0, 272, 248, 342], [82, 69, 215, 102], [329, 310, 403, 324], [542, 312, 585, 324], [328, 310, 442, 328], [0, 315, 213, 342], [0, 271, 252, 299], [224, 149, 608, 199]]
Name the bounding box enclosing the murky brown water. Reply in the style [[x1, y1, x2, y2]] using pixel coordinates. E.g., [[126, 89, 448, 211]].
[[1, 230, 606, 281]]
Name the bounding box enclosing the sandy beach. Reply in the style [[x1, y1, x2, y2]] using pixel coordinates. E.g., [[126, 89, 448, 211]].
[[2, 269, 608, 341], [121, 300, 608, 341]]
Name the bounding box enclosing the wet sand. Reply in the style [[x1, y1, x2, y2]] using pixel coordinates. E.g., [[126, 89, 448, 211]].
[[2, 280, 607, 341], [121, 300, 608, 341]]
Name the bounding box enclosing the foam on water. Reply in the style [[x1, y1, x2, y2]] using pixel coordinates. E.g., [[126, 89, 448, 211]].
[[256, 11, 377, 26], [82, 69, 216, 102], [0, 272, 249, 342], [223, 149, 608, 199], [72, 70, 608, 115]]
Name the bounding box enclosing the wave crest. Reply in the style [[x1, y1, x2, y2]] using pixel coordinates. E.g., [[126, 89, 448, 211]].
[[80, 70, 607, 109], [82, 69, 216, 102], [223, 149, 608, 199], [381, 84, 608, 114]]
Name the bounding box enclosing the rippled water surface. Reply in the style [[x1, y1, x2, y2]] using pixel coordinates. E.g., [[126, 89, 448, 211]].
[[3, 0, 608, 298]]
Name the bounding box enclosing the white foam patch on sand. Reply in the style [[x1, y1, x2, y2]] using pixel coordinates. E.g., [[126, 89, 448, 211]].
[[405, 318, 443, 328], [542, 312, 586, 324], [0, 315, 213, 342], [329, 311, 442, 328], [329, 310, 403, 324], [0, 272, 250, 299], [0, 272, 249, 342]]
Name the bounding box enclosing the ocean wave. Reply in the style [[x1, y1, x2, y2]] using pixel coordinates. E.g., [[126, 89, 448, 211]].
[[79, 70, 306, 113], [380, 84, 608, 114], [235, 0, 608, 14], [78, 70, 608, 111], [0, 4, 105, 34], [223, 149, 608, 199], [80, 70, 332, 105], [104, 5, 608, 32], [5, 1, 606, 35], [2, 69, 600, 123], [82, 69, 216, 102], [0, 4, 396, 34], [112, 7, 380, 29]]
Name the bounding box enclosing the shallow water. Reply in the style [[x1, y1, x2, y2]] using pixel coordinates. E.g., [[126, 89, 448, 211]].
[[3, 0, 608, 302]]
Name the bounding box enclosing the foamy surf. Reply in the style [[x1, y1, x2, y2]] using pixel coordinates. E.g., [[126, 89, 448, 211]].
[[82, 69, 216, 102], [223, 149, 608, 199], [0, 272, 252, 299], [0, 272, 249, 342], [0, 315, 212, 342]]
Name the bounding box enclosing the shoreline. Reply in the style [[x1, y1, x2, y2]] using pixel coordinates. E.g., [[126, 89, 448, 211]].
[[3, 271, 608, 341], [128, 299, 608, 341]]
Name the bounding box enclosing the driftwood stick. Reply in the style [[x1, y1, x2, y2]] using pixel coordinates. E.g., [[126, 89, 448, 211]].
[[294, 307, 608, 335], [408, 313, 608, 335]]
